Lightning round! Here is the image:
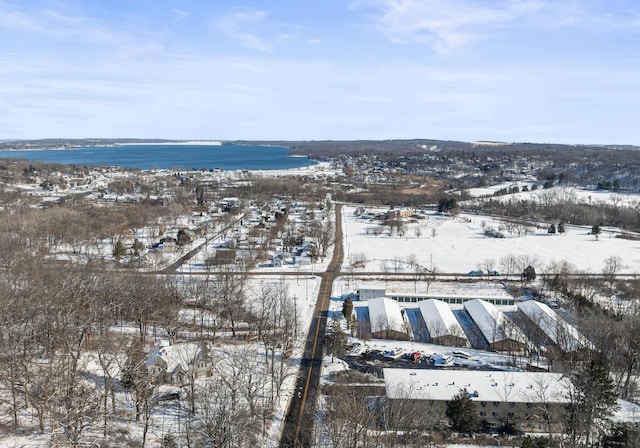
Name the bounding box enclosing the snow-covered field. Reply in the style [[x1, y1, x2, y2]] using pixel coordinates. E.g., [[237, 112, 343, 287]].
[[465, 183, 640, 208], [342, 205, 640, 274]]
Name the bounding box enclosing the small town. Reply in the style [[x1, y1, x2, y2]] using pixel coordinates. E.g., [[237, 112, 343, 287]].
[[1, 139, 640, 447], [2, 1, 640, 447]]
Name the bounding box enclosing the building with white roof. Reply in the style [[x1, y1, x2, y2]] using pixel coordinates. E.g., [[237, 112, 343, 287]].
[[368, 297, 409, 340], [357, 288, 516, 306], [146, 340, 214, 385], [464, 299, 528, 352], [518, 300, 590, 353], [418, 299, 468, 347], [357, 288, 387, 301], [383, 368, 571, 433]]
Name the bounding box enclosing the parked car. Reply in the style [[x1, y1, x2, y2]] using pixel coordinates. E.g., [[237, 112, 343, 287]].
[[384, 349, 405, 360], [467, 270, 483, 277], [452, 350, 471, 359]]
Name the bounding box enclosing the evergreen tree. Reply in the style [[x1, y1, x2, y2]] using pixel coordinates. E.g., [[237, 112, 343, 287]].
[[131, 239, 145, 256], [437, 197, 458, 214], [565, 356, 618, 445], [548, 224, 556, 234], [591, 224, 601, 240], [445, 388, 478, 434], [522, 265, 537, 283], [342, 297, 353, 321], [177, 229, 192, 246], [325, 320, 347, 362], [558, 221, 565, 234], [521, 435, 550, 448], [113, 240, 127, 259]]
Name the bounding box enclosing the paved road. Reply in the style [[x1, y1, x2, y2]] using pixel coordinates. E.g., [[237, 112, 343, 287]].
[[279, 204, 343, 448]]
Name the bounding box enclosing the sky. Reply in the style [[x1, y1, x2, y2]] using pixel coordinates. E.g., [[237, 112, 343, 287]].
[[1, 0, 639, 144]]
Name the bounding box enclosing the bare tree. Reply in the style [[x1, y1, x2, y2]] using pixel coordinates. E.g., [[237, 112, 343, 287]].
[[522, 374, 565, 440], [211, 268, 248, 339], [193, 356, 262, 448], [310, 220, 335, 260], [479, 258, 497, 273], [602, 255, 624, 292], [319, 387, 379, 448], [500, 254, 518, 276]]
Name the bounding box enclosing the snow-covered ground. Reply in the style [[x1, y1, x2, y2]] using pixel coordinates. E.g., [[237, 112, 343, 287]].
[[250, 160, 338, 178], [4, 163, 640, 446], [342, 205, 640, 274], [465, 183, 640, 208]]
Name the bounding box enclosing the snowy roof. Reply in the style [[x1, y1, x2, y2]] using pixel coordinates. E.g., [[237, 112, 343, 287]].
[[614, 398, 640, 423], [146, 341, 210, 374], [518, 300, 588, 352], [368, 297, 405, 334], [464, 299, 526, 345], [384, 368, 571, 403], [418, 299, 466, 340]]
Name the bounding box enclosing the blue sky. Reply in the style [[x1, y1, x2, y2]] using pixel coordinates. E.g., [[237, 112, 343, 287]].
[[1, 0, 639, 144]]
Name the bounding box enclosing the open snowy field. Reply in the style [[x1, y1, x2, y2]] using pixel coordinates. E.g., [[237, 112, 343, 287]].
[[333, 278, 513, 299], [342, 205, 640, 274], [465, 183, 640, 208]]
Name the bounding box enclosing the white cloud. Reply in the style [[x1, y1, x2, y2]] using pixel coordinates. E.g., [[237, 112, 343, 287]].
[[216, 7, 307, 53], [0, 1, 156, 48], [172, 8, 190, 22], [351, 0, 640, 53], [0, 3, 42, 32], [350, 0, 543, 53], [217, 7, 274, 52]]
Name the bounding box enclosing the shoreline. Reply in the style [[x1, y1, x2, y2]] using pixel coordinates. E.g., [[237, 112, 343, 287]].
[[117, 141, 223, 146]]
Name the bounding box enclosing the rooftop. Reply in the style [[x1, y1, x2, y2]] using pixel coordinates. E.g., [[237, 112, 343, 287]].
[[384, 368, 571, 403]]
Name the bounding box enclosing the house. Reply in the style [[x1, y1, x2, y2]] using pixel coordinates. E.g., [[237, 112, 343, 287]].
[[357, 288, 387, 301], [146, 340, 214, 385], [221, 197, 239, 208], [272, 254, 285, 267], [205, 249, 237, 267], [383, 368, 571, 433]]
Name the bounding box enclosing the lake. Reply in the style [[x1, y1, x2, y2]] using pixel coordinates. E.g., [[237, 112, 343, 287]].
[[0, 143, 315, 171]]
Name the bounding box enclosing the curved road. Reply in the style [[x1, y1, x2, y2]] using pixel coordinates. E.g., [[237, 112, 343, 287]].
[[279, 204, 343, 448]]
